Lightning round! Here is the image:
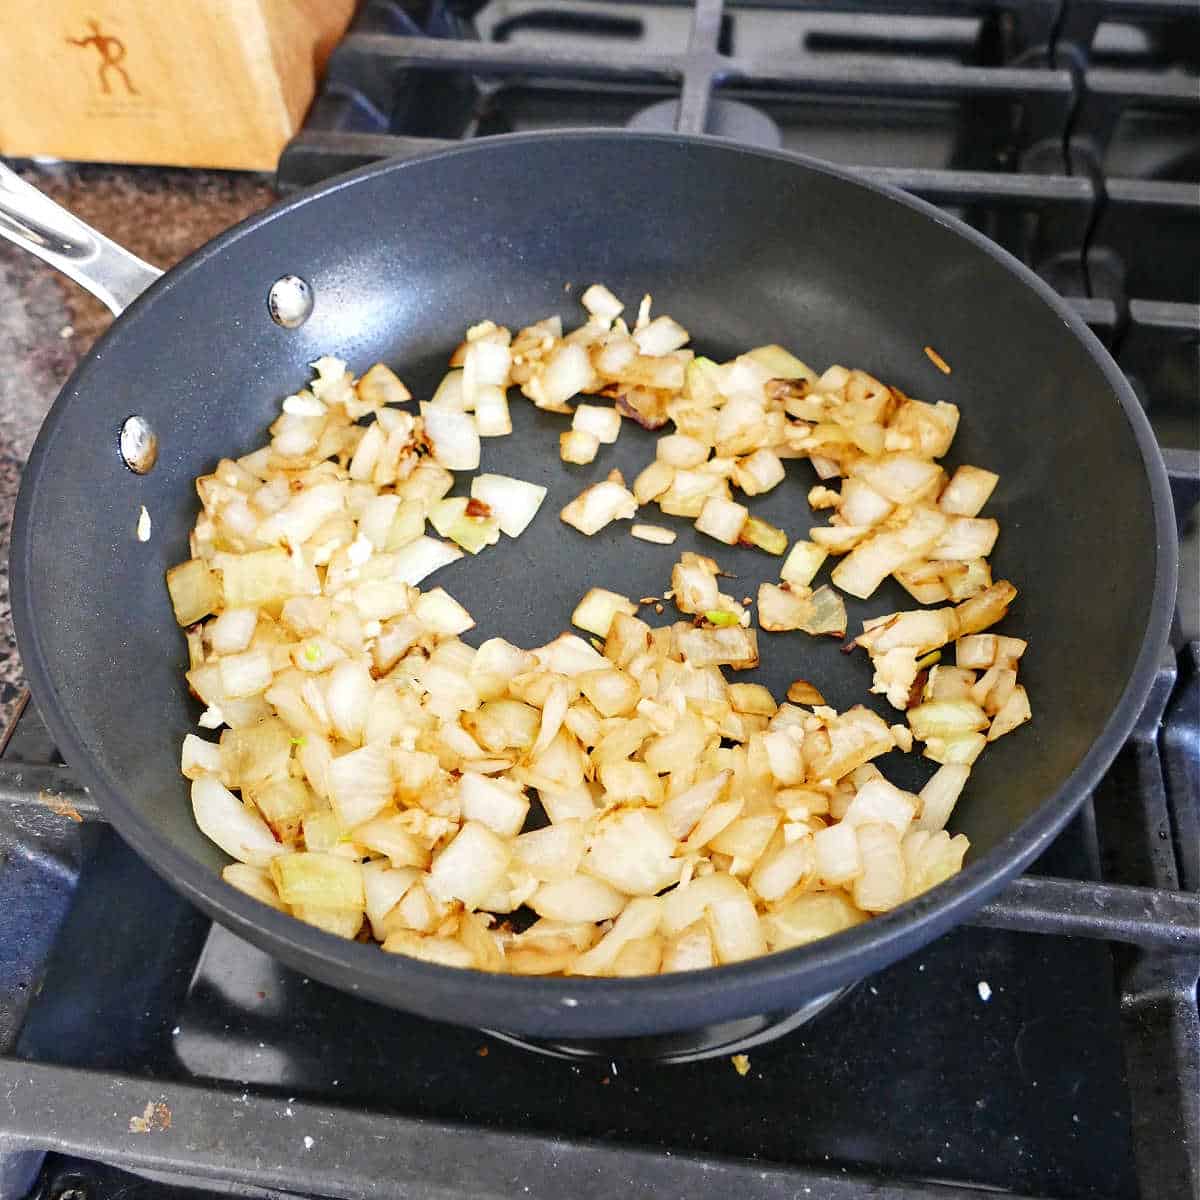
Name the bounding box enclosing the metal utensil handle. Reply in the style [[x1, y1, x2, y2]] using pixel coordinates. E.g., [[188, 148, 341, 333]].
[[0, 160, 162, 315]]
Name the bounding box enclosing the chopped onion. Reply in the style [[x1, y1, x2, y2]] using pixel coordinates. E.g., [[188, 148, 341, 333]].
[[470, 473, 547, 538], [800, 586, 847, 638], [571, 587, 638, 638], [852, 823, 905, 912], [939, 465, 999, 517], [595, 333, 639, 378], [663, 873, 765, 963], [670, 552, 720, 614], [662, 770, 730, 839], [401, 462, 455, 506], [842, 777, 918, 834], [813, 820, 862, 886], [181, 733, 222, 780], [192, 776, 282, 868], [391, 536, 463, 585], [695, 496, 749, 545], [757, 583, 813, 633], [431, 371, 466, 412], [222, 863, 287, 910], [832, 506, 947, 599], [534, 632, 609, 676], [166, 559, 221, 626], [739, 515, 788, 556], [955, 580, 1017, 635], [271, 852, 364, 911], [838, 478, 894, 527], [357, 362, 411, 409], [658, 468, 725, 518], [428, 498, 499, 555], [573, 404, 622, 444], [930, 517, 999, 561], [586, 809, 681, 896], [428, 821, 512, 909], [733, 449, 786, 496], [513, 820, 587, 883], [631, 523, 676, 545], [362, 861, 420, 938], [415, 588, 475, 635], [459, 772, 529, 838], [209, 607, 258, 655], [529, 343, 594, 409], [327, 742, 392, 828], [908, 700, 989, 741], [761, 730, 805, 785], [852, 454, 943, 505], [473, 385, 512, 437], [531, 875, 627, 922], [988, 684, 1031, 741], [581, 283, 624, 322], [916, 763, 970, 831], [750, 835, 814, 901], [324, 659, 373, 743], [560, 429, 600, 464], [657, 433, 708, 468], [462, 338, 511, 405], [676, 625, 759, 670], [780, 540, 827, 588], [571, 896, 662, 976], [218, 649, 273, 699], [634, 315, 689, 356], [744, 343, 817, 381], [763, 892, 864, 950], [420, 403, 481, 471], [560, 480, 637, 535], [259, 482, 348, 549], [786, 680, 825, 706]]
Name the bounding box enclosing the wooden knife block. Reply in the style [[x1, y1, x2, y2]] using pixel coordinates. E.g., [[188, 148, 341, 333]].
[[0, 0, 357, 171]]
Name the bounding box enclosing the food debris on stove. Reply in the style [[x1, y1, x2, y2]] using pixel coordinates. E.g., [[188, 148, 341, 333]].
[[128, 1099, 172, 1134]]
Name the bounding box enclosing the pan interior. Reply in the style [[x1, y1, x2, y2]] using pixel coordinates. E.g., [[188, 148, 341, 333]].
[[15, 135, 1158, 988]]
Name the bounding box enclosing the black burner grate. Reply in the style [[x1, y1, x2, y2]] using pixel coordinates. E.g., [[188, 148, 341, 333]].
[[276, 0, 1200, 452]]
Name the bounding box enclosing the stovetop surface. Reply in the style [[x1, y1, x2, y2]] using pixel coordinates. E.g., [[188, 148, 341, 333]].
[[14, 818, 1132, 1197]]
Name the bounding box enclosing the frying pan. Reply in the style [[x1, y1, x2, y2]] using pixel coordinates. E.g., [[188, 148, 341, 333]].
[[2, 133, 1176, 1041]]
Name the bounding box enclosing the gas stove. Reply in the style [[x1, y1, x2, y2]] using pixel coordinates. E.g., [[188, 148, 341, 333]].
[[2, 1, 1197, 1198]]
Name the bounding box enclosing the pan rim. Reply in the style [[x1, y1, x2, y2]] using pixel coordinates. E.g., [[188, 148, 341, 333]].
[[11, 129, 1179, 1036]]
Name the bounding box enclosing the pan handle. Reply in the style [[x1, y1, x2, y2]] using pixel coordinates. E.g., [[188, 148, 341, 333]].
[[0, 160, 162, 315]]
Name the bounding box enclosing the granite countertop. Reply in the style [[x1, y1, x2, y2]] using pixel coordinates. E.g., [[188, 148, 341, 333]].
[[0, 162, 276, 732]]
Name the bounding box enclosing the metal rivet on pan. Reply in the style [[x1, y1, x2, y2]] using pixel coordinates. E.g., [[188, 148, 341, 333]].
[[119, 415, 158, 474], [268, 274, 314, 329]]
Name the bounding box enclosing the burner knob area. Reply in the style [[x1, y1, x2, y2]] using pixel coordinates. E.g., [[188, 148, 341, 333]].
[[627, 99, 783, 150]]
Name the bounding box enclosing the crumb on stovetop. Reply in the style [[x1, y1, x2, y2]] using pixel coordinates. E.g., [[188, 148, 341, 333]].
[[129, 1099, 171, 1134]]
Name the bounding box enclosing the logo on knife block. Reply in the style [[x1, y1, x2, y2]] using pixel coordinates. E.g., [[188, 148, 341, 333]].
[[66, 19, 139, 96]]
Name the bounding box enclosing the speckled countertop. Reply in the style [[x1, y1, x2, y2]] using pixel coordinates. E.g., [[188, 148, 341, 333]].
[[0, 162, 276, 731]]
